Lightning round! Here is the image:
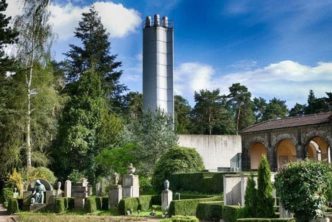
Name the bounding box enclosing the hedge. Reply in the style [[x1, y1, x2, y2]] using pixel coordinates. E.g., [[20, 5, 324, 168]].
[[7, 198, 19, 214], [196, 201, 223, 221], [84, 197, 97, 213], [64, 197, 74, 210], [55, 198, 65, 213], [170, 172, 233, 194], [95, 197, 102, 210], [102, 197, 109, 210], [118, 195, 159, 215], [160, 216, 199, 222], [169, 196, 221, 216], [237, 219, 295, 222], [223, 205, 245, 222]]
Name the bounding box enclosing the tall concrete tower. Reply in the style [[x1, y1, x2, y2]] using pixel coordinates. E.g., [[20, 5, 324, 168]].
[[143, 14, 174, 119]]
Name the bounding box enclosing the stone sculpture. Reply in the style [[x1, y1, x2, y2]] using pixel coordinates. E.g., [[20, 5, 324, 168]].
[[31, 180, 46, 204]]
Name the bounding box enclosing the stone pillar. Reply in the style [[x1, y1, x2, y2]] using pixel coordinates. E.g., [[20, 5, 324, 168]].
[[122, 174, 139, 198], [267, 146, 277, 171], [296, 144, 305, 160], [64, 180, 71, 198], [109, 185, 122, 208]]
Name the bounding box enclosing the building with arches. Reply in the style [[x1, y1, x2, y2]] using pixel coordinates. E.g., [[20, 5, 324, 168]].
[[241, 112, 332, 171]]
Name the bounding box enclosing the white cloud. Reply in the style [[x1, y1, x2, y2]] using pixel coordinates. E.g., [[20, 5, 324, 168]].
[[174, 60, 332, 106], [48, 1, 141, 40], [5, 0, 23, 20]]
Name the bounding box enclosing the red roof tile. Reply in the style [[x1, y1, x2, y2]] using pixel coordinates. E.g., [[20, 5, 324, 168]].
[[241, 112, 332, 133]]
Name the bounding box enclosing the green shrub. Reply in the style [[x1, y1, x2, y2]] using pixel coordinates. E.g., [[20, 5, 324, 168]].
[[95, 197, 102, 210], [55, 198, 65, 213], [152, 147, 205, 192], [118, 195, 158, 214], [222, 205, 245, 222], [138, 195, 153, 210], [102, 197, 108, 210], [169, 196, 221, 216], [275, 160, 331, 221], [196, 201, 223, 221], [2, 187, 13, 207], [237, 219, 295, 222], [84, 197, 97, 213], [160, 216, 199, 222], [29, 167, 57, 184], [256, 156, 274, 218], [118, 197, 140, 215], [244, 174, 257, 217], [7, 198, 19, 214], [170, 172, 233, 194]]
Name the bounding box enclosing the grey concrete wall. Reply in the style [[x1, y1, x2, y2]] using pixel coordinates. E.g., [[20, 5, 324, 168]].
[[178, 135, 242, 170]]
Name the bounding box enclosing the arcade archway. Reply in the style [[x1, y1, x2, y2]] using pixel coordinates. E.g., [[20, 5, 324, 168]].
[[276, 139, 297, 169], [249, 142, 267, 170]]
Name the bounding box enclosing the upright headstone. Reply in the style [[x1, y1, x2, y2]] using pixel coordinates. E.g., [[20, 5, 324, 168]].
[[72, 181, 88, 209], [122, 163, 139, 198], [64, 180, 72, 198], [13, 188, 19, 199], [161, 180, 172, 211], [109, 172, 122, 208], [56, 181, 63, 197]]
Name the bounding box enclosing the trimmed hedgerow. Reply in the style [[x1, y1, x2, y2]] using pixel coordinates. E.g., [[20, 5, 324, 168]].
[[55, 198, 65, 213], [95, 197, 102, 210], [170, 172, 234, 194], [237, 219, 295, 222], [102, 197, 108, 210], [196, 201, 223, 221], [160, 216, 199, 222], [169, 196, 221, 216], [118, 197, 140, 215], [84, 197, 97, 213], [222, 205, 245, 222], [118, 195, 159, 215], [7, 198, 19, 214]]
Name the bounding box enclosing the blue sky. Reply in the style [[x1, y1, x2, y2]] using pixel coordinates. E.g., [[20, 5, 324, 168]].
[[6, 0, 332, 107]]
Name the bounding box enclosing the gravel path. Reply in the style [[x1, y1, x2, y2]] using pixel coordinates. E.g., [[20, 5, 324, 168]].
[[0, 204, 17, 222]]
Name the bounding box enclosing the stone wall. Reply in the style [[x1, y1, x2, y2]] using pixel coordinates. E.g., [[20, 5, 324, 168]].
[[178, 135, 242, 171]]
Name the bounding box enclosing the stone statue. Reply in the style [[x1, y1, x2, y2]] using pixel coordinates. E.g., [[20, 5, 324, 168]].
[[31, 180, 46, 204], [112, 172, 119, 185], [164, 179, 170, 190], [56, 181, 62, 197], [127, 163, 136, 175]]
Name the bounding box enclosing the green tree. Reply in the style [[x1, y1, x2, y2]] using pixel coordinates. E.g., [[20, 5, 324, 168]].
[[227, 83, 255, 133], [14, 0, 53, 169], [123, 92, 142, 120], [244, 174, 257, 217], [275, 161, 331, 221], [191, 89, 235, 135], [152, 147, 204, 192], [63, 7, 125, 108], [174, 95, 191, 134], [262, 98, 288, 121], [253, 97, 267, 123], [305, 90, 331, 114], [0, 0, 17, 74], [256, 155, 274, 217], [126, 111, 178, 175], [95, 143, 136, 176], [0, 0, 19, 178], [53, 69, 123, 183], [289, 103, 305, 117]]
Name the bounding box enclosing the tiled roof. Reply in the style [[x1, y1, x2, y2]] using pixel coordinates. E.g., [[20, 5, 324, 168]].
[[241, 112, 332, 133]]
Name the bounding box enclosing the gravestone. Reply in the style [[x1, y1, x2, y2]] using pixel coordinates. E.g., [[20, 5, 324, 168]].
[[161, 180, 172, 211], [122, 164, 139, 198], [64, 180, 71, 197], [72, 180, 89, 209], [109, 172, 122, 208], [13, 188, 19, 199]]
